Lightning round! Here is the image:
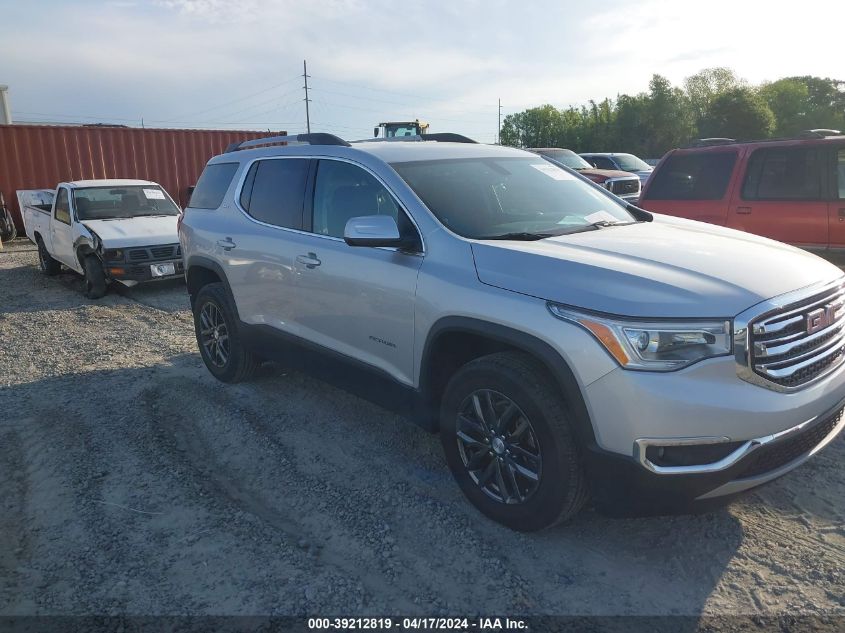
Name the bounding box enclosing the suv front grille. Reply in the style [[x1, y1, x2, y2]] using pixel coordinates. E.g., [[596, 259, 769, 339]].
[[739, 407, 843, 478], [747, 281, 845, 389], [126, 244, 181, 262], [609, 179, 639, 196]]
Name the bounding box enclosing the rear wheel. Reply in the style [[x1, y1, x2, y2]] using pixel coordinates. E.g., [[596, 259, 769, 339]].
[[82, 255, 107, 299], [37, 238, 61, 276], [193, 282, 260, 383], [440, 351, 589, 531]]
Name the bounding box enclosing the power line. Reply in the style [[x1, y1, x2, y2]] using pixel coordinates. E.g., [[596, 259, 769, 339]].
[[312, 75, 498, 109], [160, 73, 302, 122]]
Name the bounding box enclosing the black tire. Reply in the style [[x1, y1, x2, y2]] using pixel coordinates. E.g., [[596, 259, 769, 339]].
[[193, 282, 260, 383], [440, 351, 589, 531], [82, 255, 108, 299], [37, 238, 61, 276]]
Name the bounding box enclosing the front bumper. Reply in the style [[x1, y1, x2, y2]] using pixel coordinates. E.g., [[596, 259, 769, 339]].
[[581, 354, 845, 515], [585, 399, 844, 515], [104, 259, 184, 282]]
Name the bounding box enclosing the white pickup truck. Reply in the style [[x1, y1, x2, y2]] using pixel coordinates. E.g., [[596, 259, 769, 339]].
[[23, 179, 183, 298]]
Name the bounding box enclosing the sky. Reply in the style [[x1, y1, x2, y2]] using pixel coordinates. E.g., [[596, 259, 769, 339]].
[[1, 0, 843, 143]]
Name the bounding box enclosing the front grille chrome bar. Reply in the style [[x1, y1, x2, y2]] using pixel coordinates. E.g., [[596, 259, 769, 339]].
[[735, 277, 845, 391]]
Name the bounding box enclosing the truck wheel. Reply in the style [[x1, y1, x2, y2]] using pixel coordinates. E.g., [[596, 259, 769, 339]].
[[82, 255, 108, 299], [37, 238, 61, 276], [193, 282, 260, 383], [440, 351, 589, 531]]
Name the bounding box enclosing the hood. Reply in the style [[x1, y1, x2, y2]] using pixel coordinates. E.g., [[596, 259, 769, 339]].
[[578, 168, 637, 182], [471, 214, 843, 318], [82, 216, 179, 248]]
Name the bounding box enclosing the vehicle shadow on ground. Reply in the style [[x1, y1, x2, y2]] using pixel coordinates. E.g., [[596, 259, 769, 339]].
[[0, 261, 188, 315], [1, 357, 757, 618]]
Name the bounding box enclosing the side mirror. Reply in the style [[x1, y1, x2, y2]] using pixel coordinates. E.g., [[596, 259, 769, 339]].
[[374, 127, 380, 137], [344, 215, 404, 247]]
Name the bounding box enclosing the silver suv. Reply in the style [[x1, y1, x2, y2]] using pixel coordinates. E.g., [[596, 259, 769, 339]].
[[179, 132, 845, 531]]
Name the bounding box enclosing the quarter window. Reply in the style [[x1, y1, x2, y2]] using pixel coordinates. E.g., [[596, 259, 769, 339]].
[[54, 188, 71, 224], [837, 149, 845, 199], [590, 156, 617, 170], [742, 147, 822, 200], [240, 158, 309, 229], [644, 151, 737, 200], [189, 162, 238, 209], [312, 160, 401, 238]]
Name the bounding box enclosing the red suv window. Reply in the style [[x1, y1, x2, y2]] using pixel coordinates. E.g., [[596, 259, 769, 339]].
[[643, 151, 737, 200], [741, 147, 822, 201]]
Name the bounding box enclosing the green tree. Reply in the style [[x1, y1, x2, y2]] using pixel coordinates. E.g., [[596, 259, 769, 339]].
[[643, 74, 695, 156], [699, 88, 775, 139], [499, 104, 565, 147], [760, 78, 810, 136], [684, 67, 745, 129]]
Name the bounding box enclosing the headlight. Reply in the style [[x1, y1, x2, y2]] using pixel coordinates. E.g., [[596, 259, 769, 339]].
[[103, 249, 124, 261], [548, 303, 732, 371]]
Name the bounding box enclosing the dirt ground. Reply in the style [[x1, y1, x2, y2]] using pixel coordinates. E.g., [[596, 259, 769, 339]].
[[1, 238, 844, 619]]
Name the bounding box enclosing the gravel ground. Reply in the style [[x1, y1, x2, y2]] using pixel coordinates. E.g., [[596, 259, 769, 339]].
[[1, 238, 844, 619]]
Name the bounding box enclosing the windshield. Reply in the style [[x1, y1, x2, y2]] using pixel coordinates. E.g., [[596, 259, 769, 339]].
[[72, 186, 180, 220], [614, 154, 652, 172], [537, 150, 592, 170], [391, 157, 634, 239]]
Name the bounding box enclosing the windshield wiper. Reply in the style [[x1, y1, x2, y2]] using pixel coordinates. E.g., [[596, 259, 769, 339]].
[[479, 231, 560, 241]]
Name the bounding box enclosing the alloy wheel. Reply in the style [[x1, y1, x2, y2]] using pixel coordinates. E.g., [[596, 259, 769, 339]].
[[455, 389, 542, 504], [199, 301, 230, 368]]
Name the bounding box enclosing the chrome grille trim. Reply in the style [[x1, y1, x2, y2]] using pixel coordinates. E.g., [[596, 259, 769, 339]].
[[735, 277, 845, 392]]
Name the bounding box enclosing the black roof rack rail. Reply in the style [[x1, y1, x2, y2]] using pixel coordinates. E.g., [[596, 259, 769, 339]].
[[224, 133, 350, 153], [690, 137, 736, 147], [683, 128, 844, 149], [423, 133, 478, 144], [799, 128, 842, 138], [351, 132, 478, 145]]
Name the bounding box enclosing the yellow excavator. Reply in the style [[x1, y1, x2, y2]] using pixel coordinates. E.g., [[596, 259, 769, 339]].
[[374, 119, 429, 138]]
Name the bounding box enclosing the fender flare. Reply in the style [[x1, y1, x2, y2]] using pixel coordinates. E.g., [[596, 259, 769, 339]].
[[185, 255, 241, 318], [419, 316, 597, 447]]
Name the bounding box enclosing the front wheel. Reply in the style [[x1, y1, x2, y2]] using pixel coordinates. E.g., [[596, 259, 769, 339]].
[[192, 282, 260, 383], [82, 255, 107, 299], [440, 351, 589, 531]]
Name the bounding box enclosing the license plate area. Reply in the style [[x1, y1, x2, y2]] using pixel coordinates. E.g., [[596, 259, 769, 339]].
[[150, 262, 176, 277]]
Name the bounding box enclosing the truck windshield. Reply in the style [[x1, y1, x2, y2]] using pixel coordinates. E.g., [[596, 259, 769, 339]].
[[72, 186, 179, 220], [537, 150, 592, 170], [614, 154, 652, 172], [391, 157, 634, 239]]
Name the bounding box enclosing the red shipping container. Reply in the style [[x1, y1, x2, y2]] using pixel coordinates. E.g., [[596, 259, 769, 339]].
[[0, 124, 284, 230]]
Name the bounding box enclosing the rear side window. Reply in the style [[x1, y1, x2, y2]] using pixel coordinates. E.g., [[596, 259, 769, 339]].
[[239, 158, 309, 229], [836, 149, 845, 199], [55, 188, 71, 224], [189, 162, 238, 209], [742, 147, 821, 200], [644, 151, 737, 200], [590, 156, 617, 170]]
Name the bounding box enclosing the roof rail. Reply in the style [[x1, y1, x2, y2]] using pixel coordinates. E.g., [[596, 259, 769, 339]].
[[690, 137, 736, 147], [351, 132, 478, 145], [224, 132, 350, 153], [799, 128, 842, 138]]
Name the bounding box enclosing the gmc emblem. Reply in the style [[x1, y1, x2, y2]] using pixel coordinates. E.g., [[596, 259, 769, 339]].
[[806, 304, 839, 334]]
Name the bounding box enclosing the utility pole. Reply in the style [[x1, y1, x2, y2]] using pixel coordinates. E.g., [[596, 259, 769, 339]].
[[497, 98, 502, 144], [303, 59, 311, 134]]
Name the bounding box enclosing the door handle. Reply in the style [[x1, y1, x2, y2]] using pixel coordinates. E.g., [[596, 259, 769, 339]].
[[296, 252, 321, 269], [216, 237, 236, 251], [736, 207, 752, 215], [838, 208, 845, 222]]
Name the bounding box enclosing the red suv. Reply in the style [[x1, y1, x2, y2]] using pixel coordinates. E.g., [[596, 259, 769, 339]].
[[639, 131, 845, 262]]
